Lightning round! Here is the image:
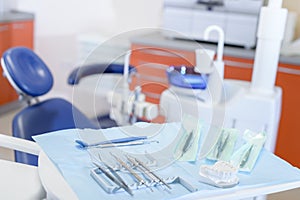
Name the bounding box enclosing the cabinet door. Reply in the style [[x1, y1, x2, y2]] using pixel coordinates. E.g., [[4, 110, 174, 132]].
[[223, 56, 254, 81], [130, 44, 195, 104], [163, 7, 193, 37], [0, 20, 34, 106], [10, 20, 34, 48], [0, 22, 18, 105], [0, 23, 11, 52], [274, 63, 300, 168]]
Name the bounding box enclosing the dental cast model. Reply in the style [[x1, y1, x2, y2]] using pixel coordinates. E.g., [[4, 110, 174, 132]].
[[199, 160, 239, 188]]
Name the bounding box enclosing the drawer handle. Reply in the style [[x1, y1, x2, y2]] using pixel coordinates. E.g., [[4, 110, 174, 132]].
[[0, 25, 9, 31], [224, 60, 253, 69], [278, 66, 300, 75], [134, 47, 186, 58], [13, 23, 26, 29], [135, 73, 168, 84], [136, 62, 169, 70], [142, 91, 161, 100], [225, 60, 300, 76]]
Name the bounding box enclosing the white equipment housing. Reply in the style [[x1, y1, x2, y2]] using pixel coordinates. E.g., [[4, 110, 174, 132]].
[[160, 80, 282, 152], [160, 0, 287, 153], [162, 0, 264, 48]]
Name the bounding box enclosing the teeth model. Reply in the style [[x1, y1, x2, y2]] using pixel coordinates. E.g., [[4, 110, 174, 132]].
[[199, 161, 239, 187]]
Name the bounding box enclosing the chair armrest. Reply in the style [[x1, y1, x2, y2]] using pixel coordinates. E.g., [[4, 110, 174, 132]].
[[0, 133, 40, 156], [68, 63, 135, 85]]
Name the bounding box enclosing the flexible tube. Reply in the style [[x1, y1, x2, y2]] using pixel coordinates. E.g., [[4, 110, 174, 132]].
[[204, 25, 224, 62]]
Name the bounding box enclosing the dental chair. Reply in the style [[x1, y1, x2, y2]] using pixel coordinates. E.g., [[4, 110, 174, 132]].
[[1, 47, 98, 166], [67, 61, 136, 126], [0, 133, 46, 199]]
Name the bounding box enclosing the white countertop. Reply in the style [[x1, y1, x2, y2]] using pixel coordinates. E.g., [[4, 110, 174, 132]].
[[0, 11, 34, 23], [130, 31, 300, 66]]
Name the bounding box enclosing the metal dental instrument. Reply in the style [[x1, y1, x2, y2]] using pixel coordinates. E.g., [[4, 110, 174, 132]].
[[98, 154, 133, 195], [110, 153, 153, 192], [240, 145, 254, 168], [94, 140, 152, 148], [216, 131, 229, 159], [92, 161, 133, 196], [179, 131, 194, 158], [75, 136, 147, 148], [126, 156, 159, 185], [127, 155, 172, 190]]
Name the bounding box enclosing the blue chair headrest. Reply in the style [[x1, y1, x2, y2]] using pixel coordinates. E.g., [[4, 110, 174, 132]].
[[2, 47, 53, 97]]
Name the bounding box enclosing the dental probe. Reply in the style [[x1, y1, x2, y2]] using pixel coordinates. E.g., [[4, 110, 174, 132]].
[[110, 153, 153, 192], [126, 156, 159, 184], [92, 161, 133, 196], [98, 154, 133, 195], [127, 155, 172, 190]]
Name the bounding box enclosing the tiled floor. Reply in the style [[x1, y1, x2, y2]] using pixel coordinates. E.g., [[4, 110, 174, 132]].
[[0, 104, 299, 199]]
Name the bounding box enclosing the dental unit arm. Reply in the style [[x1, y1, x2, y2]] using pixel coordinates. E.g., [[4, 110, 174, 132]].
[[200, 25, 225, 104], [107, 53, 159, 126], [203, 25, 225, 80]]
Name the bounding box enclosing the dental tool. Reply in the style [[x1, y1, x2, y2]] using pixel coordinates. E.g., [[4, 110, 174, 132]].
[[92, 161, 133, 196], [110, 153, 153, 192], [127, 155, 172, 190], [75, 136, 148, 148], [126, 156, 160, 186], [216, 131, 229, 159], [98, 154, 132, 195], [230, 130, 266, 172], [207, 128, 239, 161], [176, 131, 194, 159], [93, 140, 157, 149], [240, 145, 253, 168]]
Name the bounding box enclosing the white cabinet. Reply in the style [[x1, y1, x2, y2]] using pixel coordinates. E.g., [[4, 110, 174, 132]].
[[162, 6, 259, 48]]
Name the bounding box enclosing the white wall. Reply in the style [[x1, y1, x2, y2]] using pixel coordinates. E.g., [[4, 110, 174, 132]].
[[283, 0, 300, 39], [15, 0, 164, 99], [15, 0, 299, 101]]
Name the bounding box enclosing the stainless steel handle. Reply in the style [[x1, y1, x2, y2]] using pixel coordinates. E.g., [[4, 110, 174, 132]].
[[13, 23, 26, 29], [224, 60, 253, 69], [224, 59, 300, 76], [133, 47, 188, 58]]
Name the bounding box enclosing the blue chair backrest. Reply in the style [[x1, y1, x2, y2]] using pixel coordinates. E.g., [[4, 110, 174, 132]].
[[2, 47, 53, 97], [1, 47, 98, 166]]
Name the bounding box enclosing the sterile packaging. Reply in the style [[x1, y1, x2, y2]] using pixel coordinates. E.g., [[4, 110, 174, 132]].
[[173, 114, 203, 162], [206, 128, 239, 161], [230, 129, 266, 172]]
